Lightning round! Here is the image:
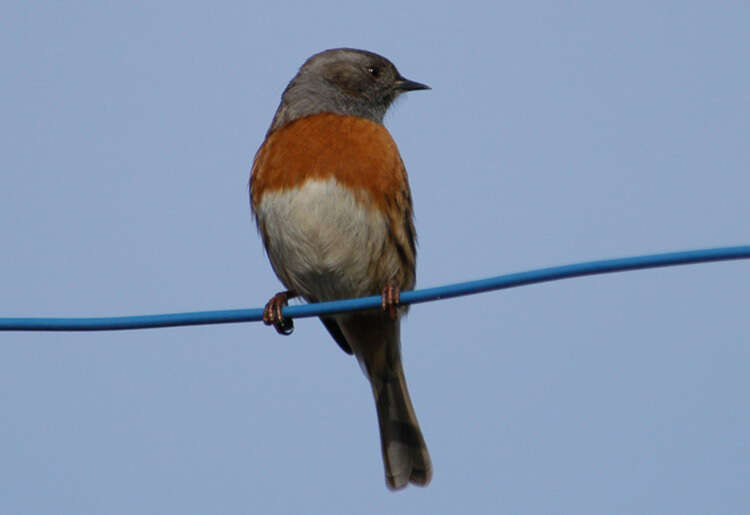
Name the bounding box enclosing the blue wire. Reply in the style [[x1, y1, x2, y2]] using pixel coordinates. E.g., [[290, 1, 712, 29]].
[[2, 246, 749, 332]]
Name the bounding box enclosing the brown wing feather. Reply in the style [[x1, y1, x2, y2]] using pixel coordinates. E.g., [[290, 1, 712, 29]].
[[320, 317, 353, 354]]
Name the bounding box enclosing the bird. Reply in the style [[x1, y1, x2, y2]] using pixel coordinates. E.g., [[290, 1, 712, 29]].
[[249, 48, 431, 490]]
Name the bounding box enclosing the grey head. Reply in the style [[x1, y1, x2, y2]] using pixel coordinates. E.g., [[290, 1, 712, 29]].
[[268, 48, 429, 133]]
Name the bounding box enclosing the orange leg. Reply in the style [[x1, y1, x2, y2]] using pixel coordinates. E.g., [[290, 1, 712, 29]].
[[262, 290, 296, 335], [381, 280, 401, 320]]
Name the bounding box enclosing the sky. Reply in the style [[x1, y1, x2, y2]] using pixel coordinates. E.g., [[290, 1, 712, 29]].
[[1, 2, 749, 514]]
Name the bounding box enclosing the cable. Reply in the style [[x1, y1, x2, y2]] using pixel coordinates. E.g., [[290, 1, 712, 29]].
[[1, 246, 748, 332]]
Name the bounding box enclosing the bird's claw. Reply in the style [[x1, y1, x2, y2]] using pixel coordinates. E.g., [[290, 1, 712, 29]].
[[263, 291, 295, 335], [381, 281, 401, 320]]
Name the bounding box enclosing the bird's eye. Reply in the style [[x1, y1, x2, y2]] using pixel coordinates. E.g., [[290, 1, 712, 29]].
[[366, 66, 380, 78]]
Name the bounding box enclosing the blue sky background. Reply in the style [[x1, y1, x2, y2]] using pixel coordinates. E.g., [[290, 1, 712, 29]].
[[2, 2, 749, 514]]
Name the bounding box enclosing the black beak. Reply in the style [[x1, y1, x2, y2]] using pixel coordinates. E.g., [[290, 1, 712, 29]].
[[395, 76, 431, 92]]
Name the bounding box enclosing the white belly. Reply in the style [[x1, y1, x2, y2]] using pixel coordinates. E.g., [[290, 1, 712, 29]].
[[255, 178, 396, 301]]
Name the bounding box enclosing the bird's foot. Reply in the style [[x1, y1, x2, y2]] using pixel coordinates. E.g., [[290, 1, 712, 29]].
[[381, 281, 401, 320], [262, 290, 296, 335]]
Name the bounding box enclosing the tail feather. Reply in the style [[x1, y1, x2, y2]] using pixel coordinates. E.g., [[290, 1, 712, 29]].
[[337, 312, 431, 490], [372, 362, 432, 490]]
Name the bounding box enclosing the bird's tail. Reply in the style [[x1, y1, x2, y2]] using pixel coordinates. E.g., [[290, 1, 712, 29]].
[[371, 359, 432, 490]]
